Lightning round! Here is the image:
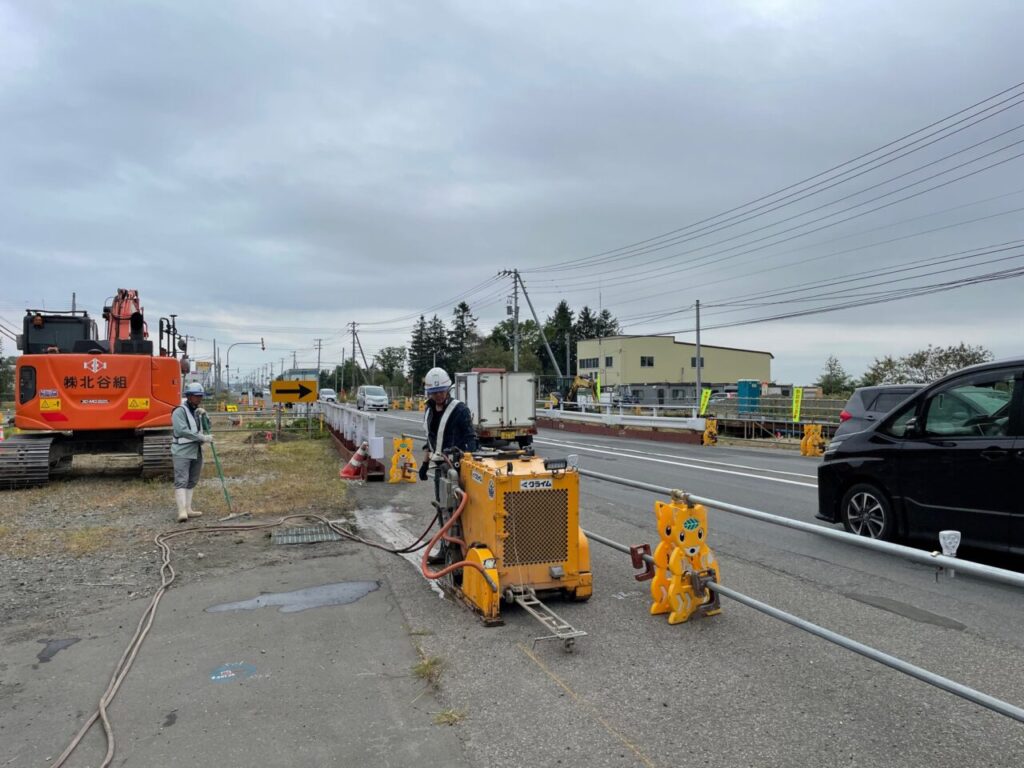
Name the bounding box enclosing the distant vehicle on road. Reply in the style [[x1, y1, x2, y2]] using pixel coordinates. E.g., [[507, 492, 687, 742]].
[[833, 384, 924, 439], [356, 385, 389, 411], [318, 388, 337, 403], [817, 358, 1023, 553]]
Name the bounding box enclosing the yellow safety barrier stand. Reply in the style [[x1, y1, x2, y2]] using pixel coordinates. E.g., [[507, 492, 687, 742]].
[[649, 493, 721, 624], [417, 398, 426, 412], [388, 436, 419, 483], [801, 424, 826, 457], [702, 417, 718, 447]]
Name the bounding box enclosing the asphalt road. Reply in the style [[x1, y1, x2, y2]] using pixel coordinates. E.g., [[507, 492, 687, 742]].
[[370, 410, 1024, 767]]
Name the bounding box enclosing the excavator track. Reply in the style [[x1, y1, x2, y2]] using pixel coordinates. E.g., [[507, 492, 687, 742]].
[[0, 436, 54, 490], [141, 432, 174, 479]]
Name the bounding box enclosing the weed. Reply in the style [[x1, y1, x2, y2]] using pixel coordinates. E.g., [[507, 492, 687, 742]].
[[432, 708, 466, 726], [412, 652, 443, 687]]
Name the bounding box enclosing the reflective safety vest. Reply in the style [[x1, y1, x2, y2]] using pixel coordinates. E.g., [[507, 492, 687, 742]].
[[423, 398, 462, 463], [174, 405, 202, 444]]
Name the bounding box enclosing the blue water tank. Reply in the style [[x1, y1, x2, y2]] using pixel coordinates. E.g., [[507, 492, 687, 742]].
[[737, 379, 761, 415]]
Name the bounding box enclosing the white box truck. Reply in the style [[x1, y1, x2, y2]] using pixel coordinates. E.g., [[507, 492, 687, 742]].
[[455, 369, 537, 447]]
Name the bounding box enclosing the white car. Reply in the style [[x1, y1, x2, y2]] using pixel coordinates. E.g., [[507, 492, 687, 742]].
[[356, 385, 389, 411], [319, 388, 337, 403]]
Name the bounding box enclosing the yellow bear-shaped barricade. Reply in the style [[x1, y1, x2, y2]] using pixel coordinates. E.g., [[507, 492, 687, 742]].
[[649, 494, 722, 624], [800, 424, 825, 456], [702, 417, 718, 447], [389, 436, 419, 483]]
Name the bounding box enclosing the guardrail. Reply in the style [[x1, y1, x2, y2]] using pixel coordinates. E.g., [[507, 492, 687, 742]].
[[319, 402, 385, 459], [580, 468, 1024, 590], [537, 397, 845, 425], [578, 474, 1024, 723], [537, 407, 705, 431]]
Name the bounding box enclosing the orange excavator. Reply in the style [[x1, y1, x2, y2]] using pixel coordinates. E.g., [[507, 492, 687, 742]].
[[0, 289, 190, 488]]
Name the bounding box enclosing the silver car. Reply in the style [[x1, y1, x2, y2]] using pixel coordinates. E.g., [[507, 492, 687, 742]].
[[833, 384, 923, 438], [356, 385, 389, 411]]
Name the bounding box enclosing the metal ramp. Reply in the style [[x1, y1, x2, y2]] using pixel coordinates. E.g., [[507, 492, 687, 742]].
[[509, 585, 587, 652]]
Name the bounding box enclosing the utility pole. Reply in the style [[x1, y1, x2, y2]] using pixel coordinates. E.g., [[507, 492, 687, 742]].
[[314, 338, 322, 386], [350, 322, 358, 390], [695, 299, 702, 408], [500, 269, 522, 371], [292, 350, 297, 370], [565, 330, 570, 376], [515, 271, 562, 379]]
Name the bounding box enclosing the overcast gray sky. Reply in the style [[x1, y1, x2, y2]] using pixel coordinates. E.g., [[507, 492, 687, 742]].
[[2, 0, 1022, 385]]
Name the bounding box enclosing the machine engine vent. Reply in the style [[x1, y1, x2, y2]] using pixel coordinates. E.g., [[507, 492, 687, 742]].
[[502, 489, 569, 566]]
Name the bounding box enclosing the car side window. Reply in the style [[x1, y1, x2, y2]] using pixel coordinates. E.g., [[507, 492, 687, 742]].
[[921, 370, 1019, 438], [880, 401, 917, 438], [871, 392, 909, 413]]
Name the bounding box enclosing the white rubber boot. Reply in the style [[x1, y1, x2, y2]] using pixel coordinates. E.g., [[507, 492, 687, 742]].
[[175, 488, 189, 523], [185, 488, 203, 518]]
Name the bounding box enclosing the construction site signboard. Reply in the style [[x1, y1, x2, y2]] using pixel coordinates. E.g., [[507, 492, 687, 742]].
[[271, 380, 318, 404]]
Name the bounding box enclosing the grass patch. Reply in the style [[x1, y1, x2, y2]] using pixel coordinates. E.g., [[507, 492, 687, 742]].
[[432, 708, 465, 726], [63, 526, 120, 556], [218, 436, 348, 518], [412, 652, 444, 687], [407, 627, 434, 637]]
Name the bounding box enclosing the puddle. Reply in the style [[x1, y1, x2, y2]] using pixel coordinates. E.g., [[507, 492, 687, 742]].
[[205, 581, 379, 614], [36, 638, 80, 664]]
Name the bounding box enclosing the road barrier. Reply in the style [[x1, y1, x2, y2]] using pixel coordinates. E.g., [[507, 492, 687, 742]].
[[800, 424, 826, 456], [580, 481, 1024, 723], [388, 436, 418, 483], [320, 402, 386, 480]]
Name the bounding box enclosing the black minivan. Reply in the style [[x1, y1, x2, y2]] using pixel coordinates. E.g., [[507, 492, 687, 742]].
[[817, 358, 1024, 553]]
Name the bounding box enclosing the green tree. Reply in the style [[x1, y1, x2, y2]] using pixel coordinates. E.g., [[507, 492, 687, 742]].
[[448, 302, 478, 374], [408, 316, 431, 387], [595, 308, 621, 337], [815, 355, 853, 396], [899, 343, 993, 383], [426, 315, 451, 374], [859, 355, 904, 386], [859, 343, 994, 385], [574, 306, 598, 340], [542, 300, 575, 377], [374, 346, 407, 381], [488, 317, 540, 354]]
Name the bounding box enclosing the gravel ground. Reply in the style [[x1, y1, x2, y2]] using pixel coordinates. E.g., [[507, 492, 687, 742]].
[[0, 434, 354, 644]]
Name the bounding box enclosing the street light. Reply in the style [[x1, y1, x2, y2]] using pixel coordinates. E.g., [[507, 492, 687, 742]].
[[225, 338, 266, 394]]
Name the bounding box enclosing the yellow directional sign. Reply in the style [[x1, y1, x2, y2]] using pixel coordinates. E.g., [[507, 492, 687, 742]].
[[271, 380, 318, 403]]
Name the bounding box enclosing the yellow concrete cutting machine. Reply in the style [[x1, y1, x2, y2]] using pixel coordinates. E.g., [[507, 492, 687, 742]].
[[423, 448, 592, 649]]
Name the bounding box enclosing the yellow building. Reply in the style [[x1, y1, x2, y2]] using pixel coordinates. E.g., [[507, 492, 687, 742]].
[[575, 335, 772, 401]]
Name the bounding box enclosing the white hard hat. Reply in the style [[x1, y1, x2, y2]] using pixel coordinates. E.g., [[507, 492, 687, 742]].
[[423, 367, 452, 395], [184, 382, 205, 397]]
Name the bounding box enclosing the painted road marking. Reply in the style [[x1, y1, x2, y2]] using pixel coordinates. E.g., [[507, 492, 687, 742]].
[[538, 438, 818, 479], [536, 437, 817, 489], [376, 411, 817, 487]]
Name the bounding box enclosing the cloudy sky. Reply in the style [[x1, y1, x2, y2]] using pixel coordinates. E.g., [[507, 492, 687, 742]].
[[2, 0, 1022, 386]]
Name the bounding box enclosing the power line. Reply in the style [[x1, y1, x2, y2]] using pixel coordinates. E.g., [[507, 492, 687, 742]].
[[526, 80, 1024, 274], [654, 261, 1024, 334]]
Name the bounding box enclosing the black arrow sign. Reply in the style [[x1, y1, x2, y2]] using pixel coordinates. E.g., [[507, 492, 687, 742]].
[[276, 383, 313, 398]]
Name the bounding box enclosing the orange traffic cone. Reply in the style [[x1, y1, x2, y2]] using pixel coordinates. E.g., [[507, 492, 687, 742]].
[[339, 442, 370, 480]]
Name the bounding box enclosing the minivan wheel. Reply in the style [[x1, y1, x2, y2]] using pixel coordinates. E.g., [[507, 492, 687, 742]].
[[840, 483, 895, 541]]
